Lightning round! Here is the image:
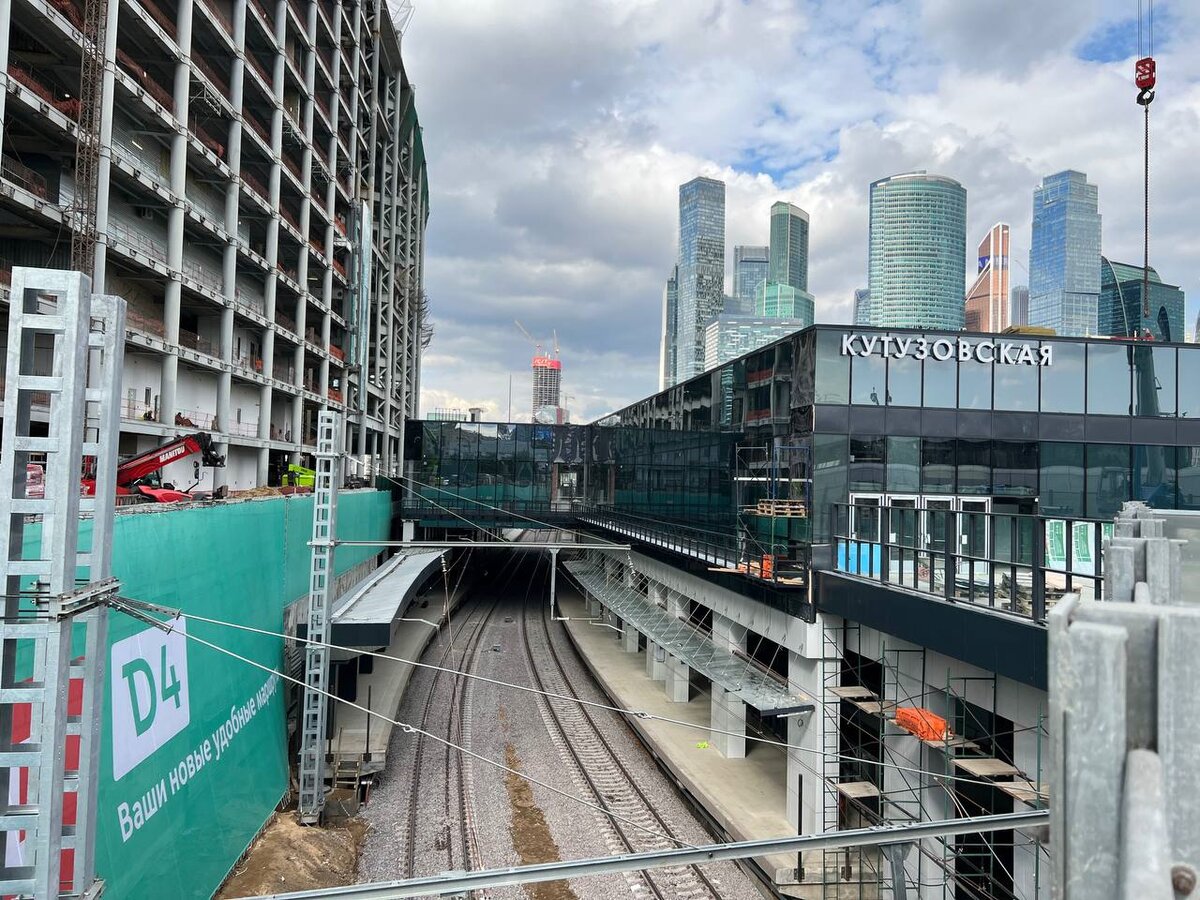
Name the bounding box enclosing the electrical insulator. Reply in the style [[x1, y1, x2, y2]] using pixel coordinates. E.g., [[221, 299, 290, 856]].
[[1136, 56, 1156, 105]]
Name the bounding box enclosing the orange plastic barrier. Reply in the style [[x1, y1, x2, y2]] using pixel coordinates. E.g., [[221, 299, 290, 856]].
[[761, 555, 775, 579], [894, 707, 951, 741]]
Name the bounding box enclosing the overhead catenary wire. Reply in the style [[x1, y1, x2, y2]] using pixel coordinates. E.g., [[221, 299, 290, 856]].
[[145, 599, 1045, 799], [109, 597, 695, 852]]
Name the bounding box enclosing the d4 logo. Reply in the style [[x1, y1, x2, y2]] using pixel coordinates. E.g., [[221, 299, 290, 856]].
[[111, 621, 191, 781]]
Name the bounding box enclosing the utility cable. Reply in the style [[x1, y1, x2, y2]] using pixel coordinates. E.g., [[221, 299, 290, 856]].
[[110, 597, 695, 852], [152, 599, 1042, 798]]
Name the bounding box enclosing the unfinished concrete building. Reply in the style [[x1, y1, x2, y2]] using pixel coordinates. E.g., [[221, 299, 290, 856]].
[[0, 0, 428, 489]]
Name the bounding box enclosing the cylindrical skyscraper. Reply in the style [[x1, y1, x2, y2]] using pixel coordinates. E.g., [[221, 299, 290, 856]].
[[867, 171, 967, 329], [768, 201, 809, 292]]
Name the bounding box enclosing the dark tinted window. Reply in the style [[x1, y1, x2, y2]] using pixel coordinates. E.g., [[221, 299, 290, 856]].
[[851, 347, 887, 406], [921, 438, 955, 494], [993, 441, 1038, 497], [813, 433, 849, 540], [886, 436, 920, 493], [1040, 442, 1084, 518], [1087, 444, 1130, 518], [1180, 351, 1200, 418], [1133, 445, 1176, 508], [850, 437, 886, 491], [1179, 447, 1200, 509], [957, 440, 991, 495]]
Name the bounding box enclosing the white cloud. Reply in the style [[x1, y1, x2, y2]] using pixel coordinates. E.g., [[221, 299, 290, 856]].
[[403, 0, 1200, 421]]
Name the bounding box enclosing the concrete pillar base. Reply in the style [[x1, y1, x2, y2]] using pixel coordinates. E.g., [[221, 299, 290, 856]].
[[646, 640, 666, 681], [665, 655, 690, 703], [623, 621, 639, 653], [710, 687, 747, 759], [587, 598, 601, 618]]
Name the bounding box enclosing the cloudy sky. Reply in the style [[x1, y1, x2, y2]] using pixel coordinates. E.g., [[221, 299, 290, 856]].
[[401, 0, 1200, 423]]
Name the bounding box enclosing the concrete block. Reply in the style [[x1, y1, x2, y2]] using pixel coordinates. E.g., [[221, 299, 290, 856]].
[[665, 654, 690, 702]]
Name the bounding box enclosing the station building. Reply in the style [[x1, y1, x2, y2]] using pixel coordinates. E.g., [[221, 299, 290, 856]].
[[403, 324, 1200, 898]]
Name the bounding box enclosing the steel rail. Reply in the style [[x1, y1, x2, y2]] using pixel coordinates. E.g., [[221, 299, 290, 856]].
[[525, 591, 724, 899]]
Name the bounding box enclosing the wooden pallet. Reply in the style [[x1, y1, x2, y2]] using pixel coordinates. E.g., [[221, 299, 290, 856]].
[[755, 499, 808, 517]]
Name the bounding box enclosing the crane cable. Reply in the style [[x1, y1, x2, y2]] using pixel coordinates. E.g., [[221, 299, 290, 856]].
[[1137, 0, 1155, 323]]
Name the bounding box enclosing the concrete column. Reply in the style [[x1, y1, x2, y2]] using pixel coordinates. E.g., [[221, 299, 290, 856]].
[[648, 581, 665, 609], [623, 622, 639, 654], [787, 648, 824, 838], [0, 5, 10, 163], [646, 640, 666, 681], [87, 0, 121, 289], [587, 597, 601, 618], [665, 654, 690, 703], [160, 0, 196, 425], [665, 588, 687, 620], [710, 687, 747, 759]]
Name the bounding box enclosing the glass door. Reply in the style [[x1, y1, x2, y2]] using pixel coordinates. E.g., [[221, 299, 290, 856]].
[[921, 497, 955, 593], [846, 493, 882, 576], [958, 498, 992, 604], [885, 495, 919, 586]]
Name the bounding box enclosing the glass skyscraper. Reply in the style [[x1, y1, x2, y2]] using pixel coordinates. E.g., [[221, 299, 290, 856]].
[[733, 245, 769, 307], [675, 177, 726, 383], [852, 288, 871, 325], [867, 172, 967, 329], [1099, 258, 1185, 343], [659, 266, 678, 390], [769, 202, 810, 291], [755, 281, 815, 322], [1010, 285, 1030, 327], [1028, 170, 1101, 336], [964, 223, 1011, 333]]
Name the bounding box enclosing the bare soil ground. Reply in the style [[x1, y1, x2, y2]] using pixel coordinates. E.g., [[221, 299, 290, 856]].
[[215, 809, 367, 898], [503, 742, 580, 900]]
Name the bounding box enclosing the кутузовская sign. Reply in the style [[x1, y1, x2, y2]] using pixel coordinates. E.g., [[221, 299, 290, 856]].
[[840, 333, 1053, 366]]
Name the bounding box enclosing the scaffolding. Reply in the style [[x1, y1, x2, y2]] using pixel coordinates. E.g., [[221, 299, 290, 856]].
[[820, 622, 1048, 899]]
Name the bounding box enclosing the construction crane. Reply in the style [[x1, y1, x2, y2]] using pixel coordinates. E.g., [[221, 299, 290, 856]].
[[70, 0, 110, 277], [514, 319, 545, 356]]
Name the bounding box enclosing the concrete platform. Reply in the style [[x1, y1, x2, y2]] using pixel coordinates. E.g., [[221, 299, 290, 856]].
[[557, 586, 834, 897], [327, 580, 466, 774]]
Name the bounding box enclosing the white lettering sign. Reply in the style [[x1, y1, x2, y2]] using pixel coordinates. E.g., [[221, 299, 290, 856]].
[[839, 333, 1053, 366], [111, 621, 191, 781]]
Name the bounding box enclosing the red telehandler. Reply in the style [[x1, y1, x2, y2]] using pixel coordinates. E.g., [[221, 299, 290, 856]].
[[79, 431, 226, 503]]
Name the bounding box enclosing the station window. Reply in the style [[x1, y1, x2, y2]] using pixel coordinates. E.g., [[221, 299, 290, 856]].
[[1086, 345, 1132, 416], [814, 331, 849, 404], [1179, 447, 1200, 509], [887, 353, 921, 406], [1040, 342, 1085, 414], [849, 437, 886, 492], [921, 437, 955, 495], [923, 355, 956, 408], [958, 358, 992, 411], [993, 340, 1039, 411], [851, 349, 886, 406], [992, 442, 1038, 498], [1132, 346, 1175, 417], [1134, 445, 1177, 508], [1040, 442, 1084, 518], [1086, 444, 1131, 519], [957, 439, 991, 495], [886, 436, 920, 493], [1179, 351, 1200, 418]]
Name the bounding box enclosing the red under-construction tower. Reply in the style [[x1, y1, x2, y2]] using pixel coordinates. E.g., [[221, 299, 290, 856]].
[[515, 321, 564, 422]]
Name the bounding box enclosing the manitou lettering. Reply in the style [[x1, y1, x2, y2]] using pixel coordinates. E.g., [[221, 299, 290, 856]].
[[839, 333, 1053, 366]]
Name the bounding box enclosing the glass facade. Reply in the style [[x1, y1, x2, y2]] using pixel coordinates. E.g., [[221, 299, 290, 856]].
[[407, 326, 1200, 602], [768, 202, 809, 291], [674, 177, 726, 384], [1098, 257, 1186, 343], [660, 266, 678, 390], [867, 172, 967, 330], [754, 282, 815, 321], [1028, 170, 1101, 336], [733, 245, 769, 307]]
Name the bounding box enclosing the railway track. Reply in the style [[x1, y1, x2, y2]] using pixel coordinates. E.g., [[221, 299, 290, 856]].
[[401, 563, 504, 883], [519, 590, 726, 900]]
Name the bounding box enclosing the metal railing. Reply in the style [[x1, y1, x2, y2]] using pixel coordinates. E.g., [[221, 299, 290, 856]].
[[121, 399, 157, 422], [829, 501, 1110, 622], [178, 328, 218, 358]]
